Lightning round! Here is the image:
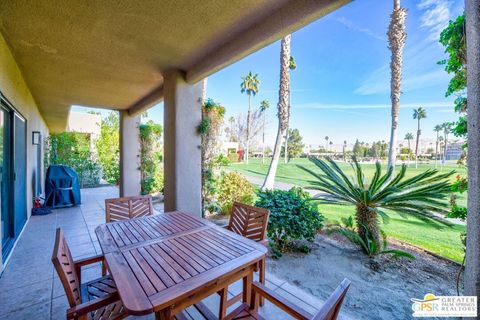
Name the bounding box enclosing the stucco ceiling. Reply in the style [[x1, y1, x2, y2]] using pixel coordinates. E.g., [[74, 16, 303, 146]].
[[0, 0, 348, 132]]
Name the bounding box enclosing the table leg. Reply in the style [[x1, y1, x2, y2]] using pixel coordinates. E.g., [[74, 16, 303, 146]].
[[219, 287, 228, 319], [242, 270, 253, 306], [155, 308, 172, 320]]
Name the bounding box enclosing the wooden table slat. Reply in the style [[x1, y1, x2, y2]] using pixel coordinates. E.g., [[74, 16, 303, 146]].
[[104, 251, 153, 315], [149, 244, 192, 281], [123, 250, 158, 296], [143, 246, 186, 284], [174, 237, 221, 267], [155, 241, 200, 277], [183, 233, 230, 263], [168, 238, 215, 270]]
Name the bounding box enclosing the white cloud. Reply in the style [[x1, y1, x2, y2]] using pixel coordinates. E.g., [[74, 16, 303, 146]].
[[294, 101, 453, 110], [417, 0, 453, 41], [332, 17, 385, 41], [354, 68, 449, 95]]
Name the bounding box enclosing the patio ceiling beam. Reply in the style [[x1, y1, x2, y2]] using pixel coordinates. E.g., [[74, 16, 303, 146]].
[[127, 85, 164, 117], [185, 0, 351, 84]]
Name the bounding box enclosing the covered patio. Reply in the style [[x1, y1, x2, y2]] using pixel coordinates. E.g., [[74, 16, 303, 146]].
[[0, 187, 336, 320], [1, 0, 480, 318]]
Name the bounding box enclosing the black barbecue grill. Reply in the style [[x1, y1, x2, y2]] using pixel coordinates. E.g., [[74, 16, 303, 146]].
[[44, 165, 81, 208]]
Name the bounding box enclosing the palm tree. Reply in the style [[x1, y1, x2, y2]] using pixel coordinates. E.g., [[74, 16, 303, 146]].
[[434, 124, 442, 168], [325, 136, 329, 152], [329, 141, 334, 154], [404, 132, 413, 165], [343, 140, 347, 161], [260, 99, 270, 165], [262, 35, 291, 190], [413, 107, 427, 168], [441, 122, 451, 167], [284, 55, 297, 164], [387, 0, 408, 170], [300, 157, 452, 252], [465, 0, 480, 300], [240, 71, 260, 164]]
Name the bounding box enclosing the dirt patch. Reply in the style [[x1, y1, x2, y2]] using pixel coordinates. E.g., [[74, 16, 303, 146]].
[[266, 234, 459, 320]]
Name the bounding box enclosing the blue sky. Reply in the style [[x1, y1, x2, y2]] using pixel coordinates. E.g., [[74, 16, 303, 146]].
[[75, 0, 464, 147]]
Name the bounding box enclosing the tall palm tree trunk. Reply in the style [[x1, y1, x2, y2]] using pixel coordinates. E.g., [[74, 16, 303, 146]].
[[284, 129, 289, 164], [262, 35, 291, 190], [245, 94, 251, 164], [435, 131, 439, 168], [284, 93, 291, 164], [415, 118, 420, 168], [465, 0, 480, 305], [407, 139, 411, 166], [387, 0, 407, 170], [262, 112, 266, 164], [442, 133, 448, 167]]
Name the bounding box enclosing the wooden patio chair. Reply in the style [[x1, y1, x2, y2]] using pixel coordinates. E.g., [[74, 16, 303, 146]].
[[224, 278, 351, 320], [52, 228, 127, 320], [105, 194, 154, 223], [219, 202, 270, 316]]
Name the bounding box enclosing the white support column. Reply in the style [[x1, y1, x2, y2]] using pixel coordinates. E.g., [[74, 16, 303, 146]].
[[163, 70, 203, 216], [465, 0, 480, 312], [119, 110, 141, 197]]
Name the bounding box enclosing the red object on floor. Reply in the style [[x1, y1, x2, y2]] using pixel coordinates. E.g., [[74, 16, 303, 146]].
[[33, 197, 42, 208]]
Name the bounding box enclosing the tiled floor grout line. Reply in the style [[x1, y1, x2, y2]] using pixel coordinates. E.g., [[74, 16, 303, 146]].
[[50, 210, 58, 320]]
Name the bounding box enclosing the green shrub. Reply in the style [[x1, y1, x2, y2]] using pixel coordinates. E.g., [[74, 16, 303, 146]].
[[96, 112, 120, 185], [139, 120, 163, 194], [45, 132, 101, 188], [141, 169, 164, 195], [227, 152, 238, 163], [217, 172, 255, 214], [255, 187, 324, 258]]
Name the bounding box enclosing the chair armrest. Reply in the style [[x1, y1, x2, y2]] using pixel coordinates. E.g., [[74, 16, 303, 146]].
[[74, 254, 104, 268], [73, 254, 105, 284], [258, 239, 269, 247], [252, 281, 312, 320], [66, 292, 119, 319]]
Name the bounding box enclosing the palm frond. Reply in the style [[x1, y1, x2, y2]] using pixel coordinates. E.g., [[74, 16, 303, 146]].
[[304, 157, 453, 229]]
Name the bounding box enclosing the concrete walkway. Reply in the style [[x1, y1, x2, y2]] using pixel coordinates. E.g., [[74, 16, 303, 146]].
[[0, 186, 332, 319]]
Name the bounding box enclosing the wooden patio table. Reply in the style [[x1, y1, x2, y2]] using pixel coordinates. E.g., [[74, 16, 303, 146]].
[[95, 211, 267, 319]]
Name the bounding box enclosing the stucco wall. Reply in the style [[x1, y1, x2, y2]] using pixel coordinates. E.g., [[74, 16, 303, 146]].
[[0, 32, 49, 269]]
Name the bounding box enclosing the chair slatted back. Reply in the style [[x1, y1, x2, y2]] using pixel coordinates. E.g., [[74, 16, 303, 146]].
[[228, 202, 269, 242], [312, 279, 351, 320], [105, 195, 154, 223], [52, 228, 82, 307]]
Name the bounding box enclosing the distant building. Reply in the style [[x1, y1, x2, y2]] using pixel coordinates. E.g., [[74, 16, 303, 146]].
[[221, 141, 239, 155], [445, 142, 464, 160], [67, 111, 101, 137]]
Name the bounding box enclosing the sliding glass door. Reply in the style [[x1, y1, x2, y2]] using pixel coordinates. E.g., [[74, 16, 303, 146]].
[[0, 107, 12, 260], [0, 99, 27, 262], [13, 114, 26, 236]]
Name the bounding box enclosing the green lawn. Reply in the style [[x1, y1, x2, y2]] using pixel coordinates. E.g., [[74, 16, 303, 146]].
[[228, 158, 466, 263], [229, 158, 466, 186]]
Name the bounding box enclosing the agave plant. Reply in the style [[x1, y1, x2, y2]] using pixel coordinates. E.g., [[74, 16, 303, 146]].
[[300, 157, 454, 254]]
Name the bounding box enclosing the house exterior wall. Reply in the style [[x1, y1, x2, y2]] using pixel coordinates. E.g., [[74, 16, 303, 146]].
[[0, 32, 49, 270]]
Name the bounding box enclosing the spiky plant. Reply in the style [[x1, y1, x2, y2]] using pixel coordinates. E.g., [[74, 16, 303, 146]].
[[300, 157, 453, 253]]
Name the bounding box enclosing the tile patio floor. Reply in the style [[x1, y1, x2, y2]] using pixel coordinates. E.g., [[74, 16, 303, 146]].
[[0, 186, 327, 320]]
